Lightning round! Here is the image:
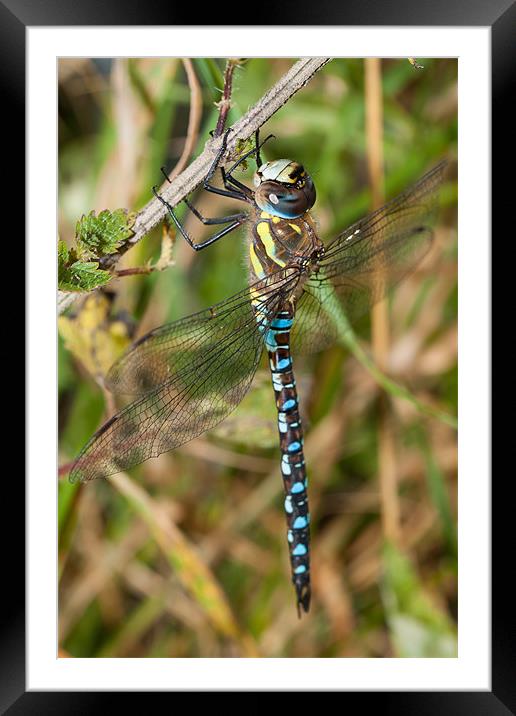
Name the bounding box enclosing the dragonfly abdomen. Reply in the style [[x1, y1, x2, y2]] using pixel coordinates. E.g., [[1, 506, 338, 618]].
[[266, 308, 311, 614]]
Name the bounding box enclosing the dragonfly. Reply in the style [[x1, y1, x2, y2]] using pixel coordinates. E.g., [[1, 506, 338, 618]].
[[70, 128, 446, 615]]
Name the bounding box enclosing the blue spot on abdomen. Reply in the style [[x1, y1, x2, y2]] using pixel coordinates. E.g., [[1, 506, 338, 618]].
[[287, 441, 302, 453], [282, 398, 297, 411], [293, 515, 308, 529], [292, 543, 307, 556]]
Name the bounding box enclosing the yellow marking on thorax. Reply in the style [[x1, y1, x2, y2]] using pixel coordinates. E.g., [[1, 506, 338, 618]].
[[249, 243, 266, 279], [256, 221, 286, 267], [259, 210, 281, 224]]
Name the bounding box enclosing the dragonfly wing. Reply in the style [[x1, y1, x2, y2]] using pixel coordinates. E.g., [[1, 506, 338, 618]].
[[290, 282, 341, 354], [106, 288, 261, 398], [70, 269, 301, 483], [291, 162, 445, 354], [107, 271, 296, 398]]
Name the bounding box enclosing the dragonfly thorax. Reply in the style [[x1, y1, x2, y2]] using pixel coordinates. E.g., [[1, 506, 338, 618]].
[[253, 159, 316, 219]]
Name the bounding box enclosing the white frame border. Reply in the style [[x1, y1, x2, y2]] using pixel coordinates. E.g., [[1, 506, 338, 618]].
[[27, 26, 490, 690]]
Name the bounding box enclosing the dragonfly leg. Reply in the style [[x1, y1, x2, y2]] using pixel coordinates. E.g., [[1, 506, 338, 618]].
[[202, 129, 250, 202], [161, 129, 249, 202], [220, 168, 252, 196], [255, 129, 263, 167], [153, 186, 245, 251], [225, 130, 275, 177], [184, 198, 247, 226], [222, 130, 275, 195]]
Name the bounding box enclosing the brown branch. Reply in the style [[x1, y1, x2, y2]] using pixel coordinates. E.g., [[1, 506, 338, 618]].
[[58, 57, 331, 313], [114, 266, 154, 278], [165, 59, 203, 182], [213, 58, 240, 138]]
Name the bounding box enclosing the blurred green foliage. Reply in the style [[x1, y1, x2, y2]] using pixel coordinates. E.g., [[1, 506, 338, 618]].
[[58, 57, 457, 658]]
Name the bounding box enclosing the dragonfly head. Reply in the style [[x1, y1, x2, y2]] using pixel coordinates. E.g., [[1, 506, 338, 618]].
[[253, 159, 316, 219]]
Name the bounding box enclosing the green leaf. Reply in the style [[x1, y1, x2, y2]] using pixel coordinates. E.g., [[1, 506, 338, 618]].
[[57, 239, 69, 269], [75, 208, 135, 259], [59, 260, 111, 292], [58, 209, 135, 292]]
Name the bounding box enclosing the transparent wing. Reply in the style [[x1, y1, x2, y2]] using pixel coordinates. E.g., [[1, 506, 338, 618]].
[[291, 162, 446, 354], [106, 281, 279, 398], [70, 269, 301, 483]]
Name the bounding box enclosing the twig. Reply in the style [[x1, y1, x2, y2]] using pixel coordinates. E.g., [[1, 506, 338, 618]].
[[114, 222, 176, 277], [114, 266, 154, 278], [58, 57, 331, 313], [164, 59, 203, 182], [213, 58, 240, 138]]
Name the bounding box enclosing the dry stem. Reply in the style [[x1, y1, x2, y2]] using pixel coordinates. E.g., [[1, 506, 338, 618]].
[[365, 57, 400, 546]]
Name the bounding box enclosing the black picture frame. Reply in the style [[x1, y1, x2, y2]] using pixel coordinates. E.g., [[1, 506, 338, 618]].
[[10, 0, 505, 710]]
